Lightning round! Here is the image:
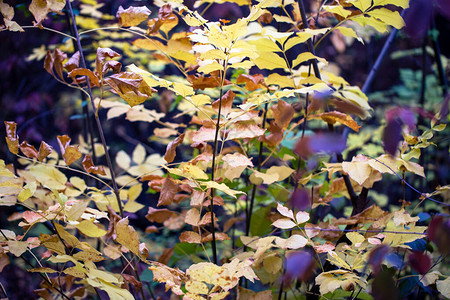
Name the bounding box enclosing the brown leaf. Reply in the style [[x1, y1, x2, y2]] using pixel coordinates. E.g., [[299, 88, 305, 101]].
[[198, 212, 218, 226], [96, 47, 121, 75], [330, 98, 367, 119], [5, 121, 19, 154], [63, 51, 80, 72], [164, 133, 185, 163], [19, 141, 38, 159], [104, 72, 155, 107], [145, 226, 159, 233], [44, 48, 67, 81], [38, 141, 53, 162], [68, 68, 100, 87], [179, 231, 201, 244], [82, 155, 106, 175], [191, 124, 216, 143], [102, 60, 122, 75], [236, 74, 266, 91], [228, 123, 266, 140], [272, 100, 295, 129], [201, 232, 230, 243], [187, 73, 224, 90], [309, 111, 360, 132], [116, 6, 151, 27], [212, 90, 235, 117], [57, 135, 82, 166], [145, 207, 175, 223], [157, 247, 174, 265], [122, 274, 143, 290], [157, 176, 178, 206]]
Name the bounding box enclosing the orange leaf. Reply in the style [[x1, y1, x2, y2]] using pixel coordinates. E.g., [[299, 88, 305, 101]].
[[82, 155, 106, 175], [236, 74, 266, 91], [310, 111, 361, 132], [38, 141, 53, 162], [57, 135, 82, 166], [179, 231, 201, 244], [68, 68, 100, 87], [19, 141, 38, 159], [44, 49, 66, 81], [201, 232, 230, 243], [4, 121, 19, 154], [164, 133, 185, 163], [116, 6, 151, 27]]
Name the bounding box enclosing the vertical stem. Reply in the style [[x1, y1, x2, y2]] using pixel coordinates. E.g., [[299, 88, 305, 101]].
[[245, 102, 269, 236], [65, 0, 124, 217], [209, 59, 228, 265]]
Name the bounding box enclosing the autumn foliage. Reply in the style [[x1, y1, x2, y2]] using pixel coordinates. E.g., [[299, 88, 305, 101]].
[[0, 0, 449, 299]]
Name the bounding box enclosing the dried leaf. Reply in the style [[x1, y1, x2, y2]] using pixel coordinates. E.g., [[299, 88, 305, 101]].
[[82, 155, 106, 175], [158, 176, 179, 206], [115, 217, 146, 260], [68, 68, 100, 87], [38, 141, 53, 162], [179, 231, 201, 244], [164, 133, 185, 163], [63, 51, 80, 72], [212, 90, 235, 117], [57, 135, 82, 166], [5, 121, 19, 154], [309, 111, 360, 132], [104, 72, 155, 107], [272, 100, 295, 129], [96, 47, 121, 75], [19, 141, 38, 159], [145, 207, 175, 223]]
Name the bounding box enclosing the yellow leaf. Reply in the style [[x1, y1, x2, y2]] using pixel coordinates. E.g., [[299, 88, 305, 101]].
[[309, 111, 360, 132], [265, 73, 295, 88], [346, 232, 365, 245], [248, 38, 280, 52], [198, 60, 224, 74], [18, 182, 37, 202], [201, 181, 245, 198], [115, 217, 145, 260], [67, 200, 89, 221], [7, 240, 28, 257], [76, 220, 107, 237], [172, 82, 194, 97], [128, 184, 142, 202], [323, 5, 352, 18], [352, 15, 388, 33], [132, 144, 146, 165], [374, 0, 409, 8], [190, 94, 211, 106], [263, 254, 282, 274], [349, 0, 372, 12], [253, 52, 288, 70], [0, 160, 14, 177], [29, 165, 67, 190], [250, 165, 294, 185], [368, 8, 405, 29], [342, 157, 372, 186]]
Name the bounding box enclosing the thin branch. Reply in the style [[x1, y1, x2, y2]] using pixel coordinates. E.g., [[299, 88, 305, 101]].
[[65, 0, 124, 217]]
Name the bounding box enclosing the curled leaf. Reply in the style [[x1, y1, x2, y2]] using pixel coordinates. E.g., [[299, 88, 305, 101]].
[[5, 121, 19, 154], [164, 133, 185, 163], [19, 141, 38, 159], [104, 72, 156, 107], [38, 141, 53, 162], [68, 68, 100, 87], [82, 155, 106, 175]]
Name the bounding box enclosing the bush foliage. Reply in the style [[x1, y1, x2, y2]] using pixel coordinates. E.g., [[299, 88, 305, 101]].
[[0, 0, 449, 299]]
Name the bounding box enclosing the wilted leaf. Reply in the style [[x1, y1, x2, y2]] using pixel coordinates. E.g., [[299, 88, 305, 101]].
[[164, 133, 185, 163], [158, 176, 179, 206], [68, 68, 100, 87], [19, 141, 38, 159], [63, 51, 80, 72], [104, 72, 156, 107], [5, 121, 19, 154], [38, 141, 53, 162], [96, 47, 121, 75]]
